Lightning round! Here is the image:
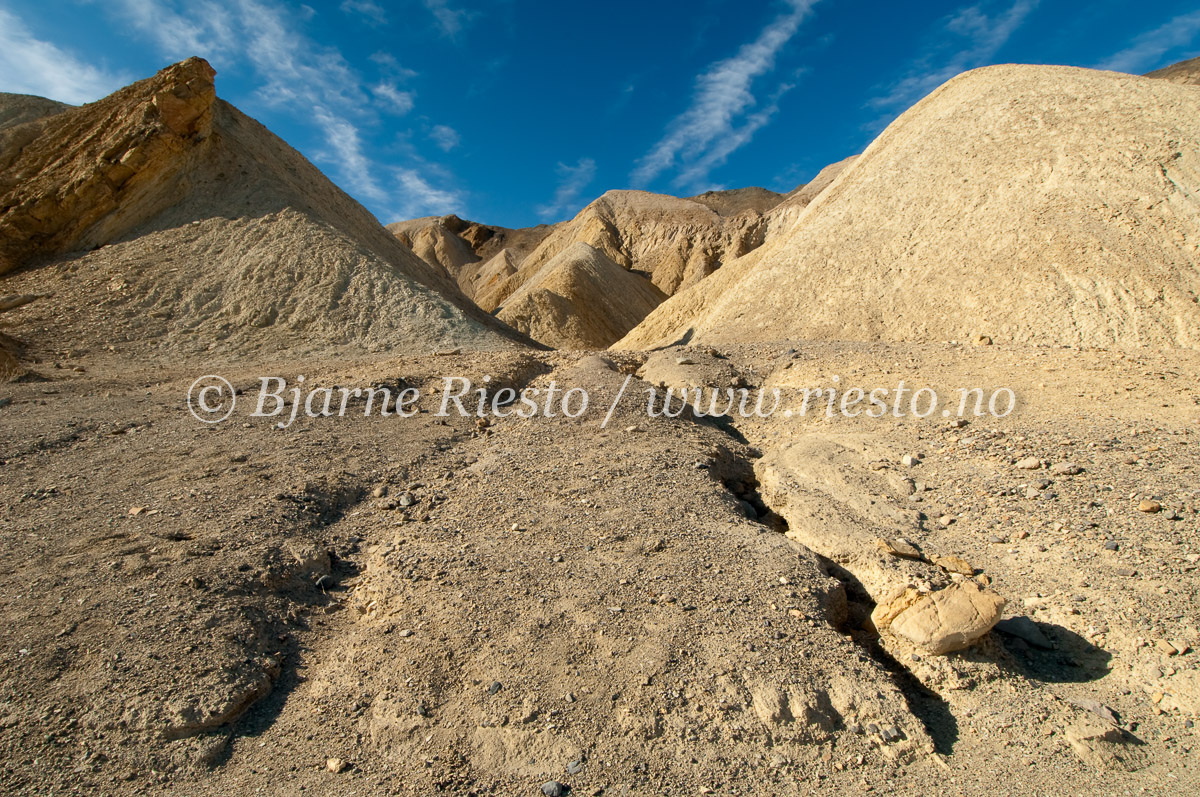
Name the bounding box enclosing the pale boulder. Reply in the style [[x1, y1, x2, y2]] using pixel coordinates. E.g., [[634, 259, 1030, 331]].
[[887, 581, 1006, 655]]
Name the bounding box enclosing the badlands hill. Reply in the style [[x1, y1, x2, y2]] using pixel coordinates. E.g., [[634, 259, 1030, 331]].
[[478, 189, 773, 312], [0, 92, 70, 131], [619, 64, 1200, 350], [496, 242, 666, 349], [0, 59, 530, 361], [385, 213, 556, 302], [1147, 55, 1200, 86], [388, 186, 804, 349], [687, 185, 783, 216]]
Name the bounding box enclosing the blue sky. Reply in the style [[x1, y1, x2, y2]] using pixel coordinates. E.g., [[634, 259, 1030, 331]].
[[1, 0, 1199, 228]]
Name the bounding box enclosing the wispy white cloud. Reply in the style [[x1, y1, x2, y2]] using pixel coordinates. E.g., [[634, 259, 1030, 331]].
[[370, 52, 419, 81], [98, 0, 459, 221], [1095, 11, 1200, 74], [395, 167, 463, 217], [340, 0, 387, 25], [429, 124, 460, 152], [312, 108, 388, 203], [536, 158, 597, 222], [422, 0, 472, 37], [106, 0, 240, 62], [373, 82, 415, 114], [868, 0, 1039, 117], [0, 8, 131, 103], [675, 82, 796, 192], [631, 0, 819, 191]]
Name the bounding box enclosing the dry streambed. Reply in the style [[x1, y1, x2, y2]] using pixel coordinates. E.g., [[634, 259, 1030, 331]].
[[0, 346, 1198, 794]]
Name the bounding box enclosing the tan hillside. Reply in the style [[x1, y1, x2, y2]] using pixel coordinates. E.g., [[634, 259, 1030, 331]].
[[388, 214, 482, 294], [496, 242, 666, 348], [471, 246, 520, 296], [687, 186, 783, 216], [387, 214, 556, 300], [0, 59, 531, 359], [618, 64, 1200, 350], [1146, 55, 1200, 86], [477, 190, 771, 312]]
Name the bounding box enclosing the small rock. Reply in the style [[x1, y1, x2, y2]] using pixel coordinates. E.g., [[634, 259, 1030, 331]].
[[1072, 698, 1119, 725], [901, 454, 919, 467], [932, 554, 975, 575], [326, 758, 347, 774], [879, 537, 921, 560], [567, 759, 584, 775], [1138, 500, 1162, 514], [938, 514, 955, 528], [488, 681, 502, 695], [1051, 462, 1082, 476], [1016, 457, 1042, 470], [372, 486, 389, 499], [675, 357, 696, 366], [398, 492, 415, 507], [1104, 540, 1119, 551], [995, 616, 1054, 650], [1156, 639, 1179, 656], [974, 334, 993, 346], [542, 781, 566, 797]]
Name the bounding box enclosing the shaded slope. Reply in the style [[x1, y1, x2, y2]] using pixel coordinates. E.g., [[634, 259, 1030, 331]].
[[1146, 55, 1200, 86], [0, 92, 70, 132], [687, 186, 783, 216]]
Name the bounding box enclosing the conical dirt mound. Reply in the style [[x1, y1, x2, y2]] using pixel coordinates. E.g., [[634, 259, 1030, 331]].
[[497, 242, 666, 349], [0, 59, 530, 360], [618, 65, 1200, 350]]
